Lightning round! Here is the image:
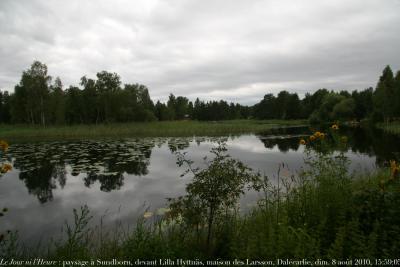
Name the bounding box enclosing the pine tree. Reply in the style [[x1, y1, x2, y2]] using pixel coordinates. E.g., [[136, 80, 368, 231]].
[[373, 65, 395, 122]]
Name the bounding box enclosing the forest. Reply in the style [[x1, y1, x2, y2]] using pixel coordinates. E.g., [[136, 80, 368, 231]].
[[0, 61, 399, 125]]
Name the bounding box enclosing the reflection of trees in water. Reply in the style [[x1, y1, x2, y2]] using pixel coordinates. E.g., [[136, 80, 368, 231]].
[[10, 129, 400, 203], [13, 149, 66, 203], [168, 137, 229, 152], [257, 126, 400, 167], [18, 164, 56, 203], [10, 139, 157, 203], [9, 136, 232, 203], [342, 127, 400, 166], [84, 172, 123, 192], [10, 136, 226, 203], [259, 137, 300, 152], [168, 138, 191, 153]]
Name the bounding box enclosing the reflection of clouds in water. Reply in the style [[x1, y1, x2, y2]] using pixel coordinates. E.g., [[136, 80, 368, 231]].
[[227, 136, 268, 154], [226, 135, 305, 178], [1, 128, 398, 245], [345, 152, 377, 174]]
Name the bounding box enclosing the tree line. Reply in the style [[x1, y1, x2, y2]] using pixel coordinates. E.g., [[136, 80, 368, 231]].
[[0, 61, 399, 125]]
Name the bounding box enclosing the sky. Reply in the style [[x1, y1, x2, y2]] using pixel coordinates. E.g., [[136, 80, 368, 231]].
[[0, 0, 399, 104]]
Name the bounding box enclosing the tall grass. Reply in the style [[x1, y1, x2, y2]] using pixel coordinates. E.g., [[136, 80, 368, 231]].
[[0, 119, 307, 141]]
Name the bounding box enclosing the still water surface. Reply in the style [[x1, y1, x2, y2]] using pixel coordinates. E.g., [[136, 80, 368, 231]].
[[1, 126, 399, 244]]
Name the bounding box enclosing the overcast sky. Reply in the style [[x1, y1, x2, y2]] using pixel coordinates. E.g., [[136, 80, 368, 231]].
[[0, 0, 399, 104]]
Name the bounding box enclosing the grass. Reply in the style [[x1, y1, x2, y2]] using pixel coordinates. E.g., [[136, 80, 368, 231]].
[[377, 121, 400, 135], [0, 119, 307, 141]]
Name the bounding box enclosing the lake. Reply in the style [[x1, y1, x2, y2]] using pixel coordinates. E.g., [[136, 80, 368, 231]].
[[1, 125, 399, 245]]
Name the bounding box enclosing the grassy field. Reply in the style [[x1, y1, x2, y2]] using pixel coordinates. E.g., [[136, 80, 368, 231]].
[[0, 119, 307, 141]]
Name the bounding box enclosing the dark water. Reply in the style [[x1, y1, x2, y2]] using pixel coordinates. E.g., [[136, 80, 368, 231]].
[[1, 126, 400, 245]]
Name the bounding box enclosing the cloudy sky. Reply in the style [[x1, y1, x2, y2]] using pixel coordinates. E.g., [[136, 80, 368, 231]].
[[0, 0, 399, 104]]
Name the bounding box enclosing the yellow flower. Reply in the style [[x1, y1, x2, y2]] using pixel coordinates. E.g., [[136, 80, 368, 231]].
[[0, 164, 12, 173], [331, 124, 339, 130], [299, 139, 306, 145], [0, 140, 9, 152], [390, 160, 399, 179], [313, 131, 325, 140], [390, 160, 396, 170], [309, 135, 316, 141]]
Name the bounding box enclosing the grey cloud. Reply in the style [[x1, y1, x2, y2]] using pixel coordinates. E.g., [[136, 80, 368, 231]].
[[0, 0, 399, 104]]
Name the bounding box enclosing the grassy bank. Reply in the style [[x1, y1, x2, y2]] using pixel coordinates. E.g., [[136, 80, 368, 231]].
[[378, 122, 400, 135], [0, 119, 307, 141]]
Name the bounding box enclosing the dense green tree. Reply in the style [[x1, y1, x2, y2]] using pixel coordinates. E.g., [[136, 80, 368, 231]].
[[65, 86, 84, 124], [373, 66, 396, 122], [48, 77, 66, 124], [10, 61, 51, 125], [80, 76, 99, 123], [253, 94, 276, 119], [332, 98, 355, 120], [275, 91, 302, 119], [95, 71, 122, 122], [10, 84, 28, 123], [394, 71, 400, 118], [155, 101, 173, 121], [1, 61, 399, 125], [309, 93, 345, 123], [175, 96, 189, 119], [129, 84, 155, 121], [0, 91, 11, 123], [301, 89, 329, 118], [352, 88, 373, 121], [167, 94, 177, 120]]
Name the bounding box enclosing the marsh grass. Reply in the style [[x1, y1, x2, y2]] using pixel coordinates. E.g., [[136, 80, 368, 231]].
[[0, 119, 307, 141]]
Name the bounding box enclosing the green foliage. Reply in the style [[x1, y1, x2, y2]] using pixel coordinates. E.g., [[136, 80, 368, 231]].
[[9, 61, 51, 125], [192, 98, 249, 121], [373, 66, 396, 122], [168, 142, 262, 249], [352, 88, 373, 121], [2, 62, 399, 126], [309, 93, 345, 123], [54, 205, 93, 259], [253, 91, 302, 120], [332, 98, 355, 120], [0, 91, 11, 123]]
